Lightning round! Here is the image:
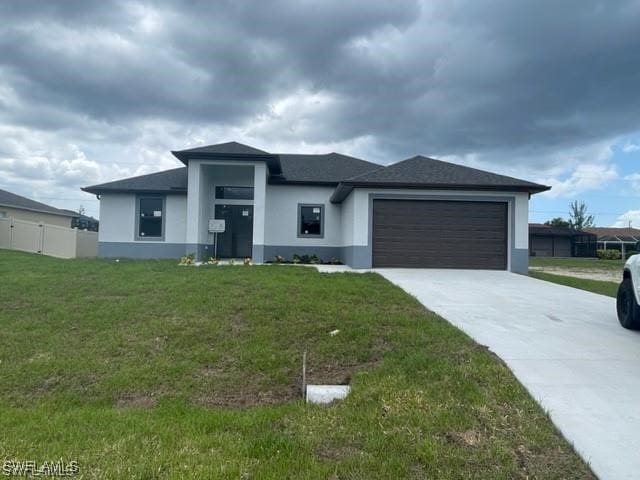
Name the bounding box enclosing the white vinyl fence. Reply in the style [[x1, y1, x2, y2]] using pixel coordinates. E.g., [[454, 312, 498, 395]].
[[0, 217, 97, 258]]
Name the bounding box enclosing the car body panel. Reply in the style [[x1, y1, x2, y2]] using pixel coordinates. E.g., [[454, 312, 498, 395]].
[[624, 254, 640, 304]]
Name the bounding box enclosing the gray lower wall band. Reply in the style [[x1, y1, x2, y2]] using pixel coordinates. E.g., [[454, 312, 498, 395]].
[[511, 248, 529, 275], [99, 241, 526, 272], [98, 242, 187, 259]]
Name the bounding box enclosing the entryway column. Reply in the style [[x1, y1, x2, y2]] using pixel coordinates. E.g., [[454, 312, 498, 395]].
[[252, 163, 267, 263], [186, 161, 203, 259]]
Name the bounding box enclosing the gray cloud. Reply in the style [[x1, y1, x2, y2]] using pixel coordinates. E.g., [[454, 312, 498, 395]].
[[1, 0, 640, 215]]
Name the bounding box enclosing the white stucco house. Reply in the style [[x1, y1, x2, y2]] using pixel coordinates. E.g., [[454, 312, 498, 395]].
[[82, 142, 549, 273]]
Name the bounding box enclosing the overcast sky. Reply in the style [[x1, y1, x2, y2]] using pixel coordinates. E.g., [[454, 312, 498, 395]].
[[1, 0, 640, 224]]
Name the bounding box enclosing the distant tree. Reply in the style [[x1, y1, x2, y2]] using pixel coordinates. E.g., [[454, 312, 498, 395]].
[[78, 205, 86, 216], [569, 200, 595, 230], [544, 217, 570, 227]]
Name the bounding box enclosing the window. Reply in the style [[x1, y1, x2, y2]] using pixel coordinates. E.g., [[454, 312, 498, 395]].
[[215, 186, 254, 200], [298, 204, 324, 238], [137, 197, 164, 239], [0, 211, 6, 218]]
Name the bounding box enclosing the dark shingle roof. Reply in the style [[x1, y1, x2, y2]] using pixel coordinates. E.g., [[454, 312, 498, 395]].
[[82, 167, 187, 194], [82, 142, 549, 197], [0, 188, 75, 217], [330, 155, 549, 202], [171, 141, 281, 173], [173, 141, 269, 156], [346, 156, 548, 190], [275, 153, 379, 184]]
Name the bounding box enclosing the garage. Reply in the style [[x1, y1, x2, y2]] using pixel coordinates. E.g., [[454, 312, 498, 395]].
[[372, 199, 508, 269]]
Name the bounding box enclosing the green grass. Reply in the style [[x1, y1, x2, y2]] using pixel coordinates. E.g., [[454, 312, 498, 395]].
[[0, 250, 593, 479], [530, 271, 619, 298], [529, 256, 625, 270]]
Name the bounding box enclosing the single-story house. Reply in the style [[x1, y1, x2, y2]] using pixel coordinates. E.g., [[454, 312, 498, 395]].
[[82, 141, 549, 273], [584, 227, 640, 257], [529, 223, 597, 257], [0, 188, 74, 228]]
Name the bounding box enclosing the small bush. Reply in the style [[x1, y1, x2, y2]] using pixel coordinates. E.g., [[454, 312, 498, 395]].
[[596, 249, 622, 260], [203, 256, 219, 265], [270, 253, 337, 264], [179, 253, 196, 265]]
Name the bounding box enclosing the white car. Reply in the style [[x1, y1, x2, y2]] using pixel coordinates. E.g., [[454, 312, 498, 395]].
[[618, 254, 640, 329]]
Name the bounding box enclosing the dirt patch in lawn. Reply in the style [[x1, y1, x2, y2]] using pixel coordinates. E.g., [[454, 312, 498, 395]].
[[195, 384, 301, 407], [530, 266, 621, 282], [195, 356, 382, 407]]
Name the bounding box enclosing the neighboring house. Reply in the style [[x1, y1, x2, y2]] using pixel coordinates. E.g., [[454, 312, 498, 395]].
[[82, 141, 549, 273], [61, 210, 100, 232], [529, 223, 597, 257], [584, 227, 640, 256], [0, 188, 74, 228]]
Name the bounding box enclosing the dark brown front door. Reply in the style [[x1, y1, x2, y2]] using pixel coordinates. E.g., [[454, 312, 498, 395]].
[[372, 199, 508, 269]]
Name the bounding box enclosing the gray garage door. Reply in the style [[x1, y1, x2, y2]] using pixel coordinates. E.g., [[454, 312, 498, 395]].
[[372, 199, 508, 269]]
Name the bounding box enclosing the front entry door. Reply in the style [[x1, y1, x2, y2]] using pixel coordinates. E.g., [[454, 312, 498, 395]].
[[214, 204, 254, 258]]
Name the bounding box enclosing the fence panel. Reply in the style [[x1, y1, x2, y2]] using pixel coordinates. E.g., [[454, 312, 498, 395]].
[[42, 223, 77, 258], [11, 218, 43, 254], [76, 230, 98, 257], [0, 217, 11, 249], [0, 217, 98, 258]]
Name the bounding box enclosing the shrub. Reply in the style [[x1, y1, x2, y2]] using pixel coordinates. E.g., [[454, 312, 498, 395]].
[[596, 249, 622, 260], [273, 255, 286, 263], [203, 256, 219, 265], [290, 254, 324, 264], [179, 253, 195, 265]]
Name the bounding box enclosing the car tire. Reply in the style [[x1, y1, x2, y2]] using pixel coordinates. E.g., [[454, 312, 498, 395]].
[[617, 277, 640, 330]]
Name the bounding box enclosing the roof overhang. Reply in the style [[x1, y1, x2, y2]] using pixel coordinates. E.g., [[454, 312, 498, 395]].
[[268, 178, 339, 187], [80, 187, 187, 195], [330, 182, 551, 204], [171, 150, 283, 176]]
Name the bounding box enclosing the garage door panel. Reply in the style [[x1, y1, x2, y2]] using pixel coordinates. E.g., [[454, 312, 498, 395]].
[[372, 200, 507, 269]]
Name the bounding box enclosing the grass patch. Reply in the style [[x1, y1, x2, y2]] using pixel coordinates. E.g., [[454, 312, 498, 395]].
[[530, 270, 618, 298], [529, 256, 625, 270], [0, 249, 593, 478]]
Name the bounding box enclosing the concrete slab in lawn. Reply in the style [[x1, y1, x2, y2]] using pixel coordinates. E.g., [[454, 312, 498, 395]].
[[306, 385, 350, 404], [376, 269, 640, 480]]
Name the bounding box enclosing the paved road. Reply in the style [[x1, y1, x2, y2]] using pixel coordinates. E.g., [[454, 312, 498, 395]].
[[376, 269, 640, 480]]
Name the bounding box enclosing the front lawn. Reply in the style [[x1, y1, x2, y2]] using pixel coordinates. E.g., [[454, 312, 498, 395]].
[[0, 250, 593, 478], [529, 271, 618, 298], [529, 256, 625, 270]]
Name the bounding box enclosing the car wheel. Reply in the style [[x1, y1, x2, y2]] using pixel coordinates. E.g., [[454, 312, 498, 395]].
[[617, 277, 640, 330]]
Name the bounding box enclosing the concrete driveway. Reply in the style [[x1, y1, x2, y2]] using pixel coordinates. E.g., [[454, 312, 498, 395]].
[[377, 269, 640, 480]]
